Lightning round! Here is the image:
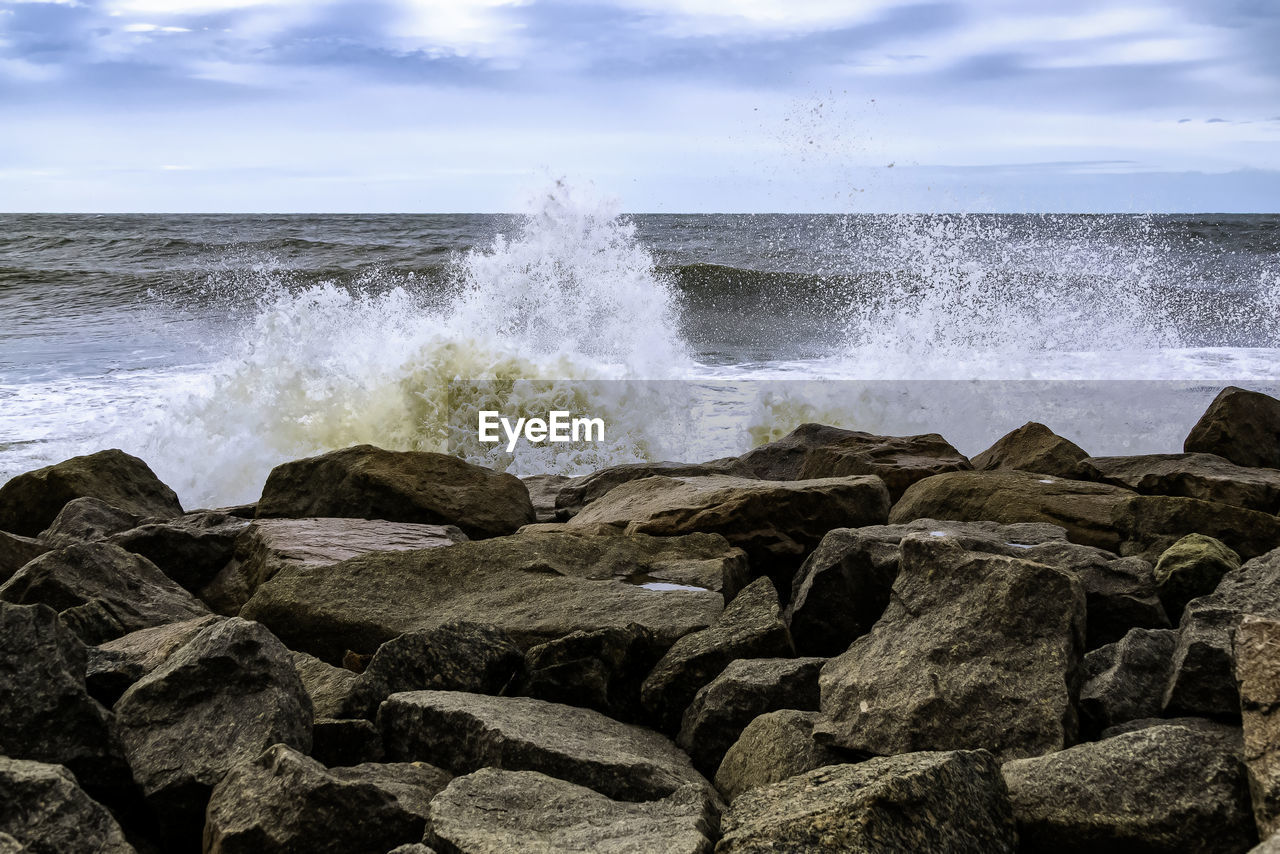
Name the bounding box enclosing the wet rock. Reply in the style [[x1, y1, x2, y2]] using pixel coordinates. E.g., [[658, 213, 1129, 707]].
[[290, 650, 358, 719], [716, 750, 1015, 854], [0, 541, 210, 644], [677, 657, 824, 776], [1003, 721, 1256, 853], [1237, 615, 1280, 839], [553, 459, 750, 519], [1084, 452, 1280, 514], [713, 710, 843, 804], [39, 496, 140, 547], [817, 535, 1085, 762], [427, 769, 717, 854], [380, 690, 709, 802], [0, 530, 48, 585], [255, 445, 535, 539], [520, 624, 662, 723], [1078, 627, 1177, 738], [108, 512, 249, 594], [204, 743, 450, 854], [114, 617, 312, 843], [522, 473, 573, 522], [241, 529, 734, 663], [1184, 386, 1280, 470], [85, 615, 225, 706], [0, 756, 135, 854], [0, 450, 181, 538], [1154, 533, 1241, 622], [970, 421, 1090, 478], [794, 430, 972, 502], [641, 577, 794, 734], [340, 621, 523, 719], [311, 718, 383, 766]]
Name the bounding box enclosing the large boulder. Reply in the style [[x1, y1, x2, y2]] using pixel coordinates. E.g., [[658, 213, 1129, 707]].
[[428, 769, 717, 854], [713, 710, 843, 804], [519, 624, 661, 723], [553, 459, 750, 519], [817, 534, 1085, 762], [1153, 533, 1241, 622], [380, 690, 710, 802], [0, 450, 181, 537], [0, 756, 135, 854], [1084, 452, 1280, 513], [716, 750, 1015, 853], [641, 577, 794, 734], [86, 614, 225, 707], [0, 541, 210, 644], [0, 530, 48, 584], [255, 445, 534, 539], [1238, 615, 1280, 840], [1003, 721, 1256, 853], [1184, 386, 1280, 470], [203, 743, 451, 854], [107, 511, 249, 594], [1078, 627, 1177, 738], [970, 421, 1089, 478], [241, 529, 736, 663], [39, 496, 139, 547]]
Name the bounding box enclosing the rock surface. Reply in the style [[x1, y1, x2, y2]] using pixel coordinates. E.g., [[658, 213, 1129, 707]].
[[1184, 386, 1280, 470], [1078, 628, 1177, 738], [0, 530, 48, 584], [521, 473, 573, 522], [1084, 452, 1280, 513], [108, 511, 249, 594], [1237, 615, 1280, 840], [970, 421, 1090, 478], [0, 756, 136, 854], [553, 459, 749, 519], [38, 496, 140, 547], [290, 649, 358, 719], [86, 614, 225, 706], [1153, 533, 1241, 622], [792, 430, 972, 501], [713, 710, 842, 804], [520, 624, 661, 722]]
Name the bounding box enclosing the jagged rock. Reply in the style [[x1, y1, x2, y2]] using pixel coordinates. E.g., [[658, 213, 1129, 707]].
[[1165, 548, 1280, 718], [0, 530, 48, 584], [0, 541, 209, 644], [1084, 452, 1280, 513], [85, 615, 225, 707], [114, 617, 313, 844], [1237, 615, 1280, 839], [1003, 721, 1256, 853], [717, 750, 1015, 853], [1154, 533, 1241, 622], [520, 624, 662, 722], [241, 529, 734, 663], [971, 421, 1089, 478], [387, 845, 436, 854], [641, 577, 794, 734], [108, 512, 249, 594], [204, 743, 450, 854], [379, 690, 709, 801], [311, 718, 383, 766], [428, 769, 716, 854], [0, 449, 181, 537], [255, 445, 535, 539], [553, 460, 749, 519], [0, 833, 20, 853], [817, 535, 1085, 762], [1078, 628, 1177, 737], [1185, 386, 1280, 470], [290, 650, 358, 719], [678, 657, 824, 776], [522, 473, 573, 522], [39, 496, 139, 547], [1253, 835, 1280, 853], [0, 756, 135, 854], [714, 710, 843, 803], [340, 622, 523, 719]]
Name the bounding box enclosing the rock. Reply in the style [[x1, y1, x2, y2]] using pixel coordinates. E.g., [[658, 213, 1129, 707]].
[[0, 541, 210, 644], [1154, 533, 1241, 622], [340, 621, 523, 719], [553, 460, 749, 519], [380, 690, 709, 802], [642, 577, 794, 734], [734, 422, 858, 480], [567, 474, 890, 593], [311, 718, 384, 766], [427, 768, 717, 854], [86, 615, 225, 707], [677, 657, 823, 777], [241, 529, 736, 663], [817, 535, 1085, 762], [387, 845, 436, 854], [713, 710, 843, 803], [1078, 628, 1177, 738], [204, 743, 450, 854], [255, 445, 535, 539], [290, 650, 358, 719], [970, 421, 1090, 478], [0, 833, 19, 853], [1003, 721, 1256, 853], [114, 617, 313, 844], [716, 750, 1015, 854], [1237, 615, 1280, 839], [1084, 452, 1280, 513], [0, 449, 181, 537], [1253, 835, 1280, 853], [108, 512, 250, 594], [1185, 386, 1280, 470], [520, 624, 662, 723], [39, 496, 140, 547], [522, 473, 573, 522], [0, 530, 48, 585], [0, 756, 135, 854]]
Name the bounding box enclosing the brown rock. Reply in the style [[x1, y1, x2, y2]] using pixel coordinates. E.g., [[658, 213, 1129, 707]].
[[713, 710, 843, 803], [971, 421, 1089, 478], [1084, 452, 1280, 513], [1237, 615, 1280, 839], [0, 530, 49, 585], [1185, 386, 1280, 470]]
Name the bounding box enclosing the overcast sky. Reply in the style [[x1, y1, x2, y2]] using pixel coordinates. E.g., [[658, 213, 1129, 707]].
[[2, 0, 1278, 212]]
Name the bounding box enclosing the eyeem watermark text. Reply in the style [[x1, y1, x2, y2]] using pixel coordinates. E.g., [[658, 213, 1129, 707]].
[[478, 411, 605, 452]]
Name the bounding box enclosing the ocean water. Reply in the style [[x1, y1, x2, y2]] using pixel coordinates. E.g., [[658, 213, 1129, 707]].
[[2, 185, 1279, 508]]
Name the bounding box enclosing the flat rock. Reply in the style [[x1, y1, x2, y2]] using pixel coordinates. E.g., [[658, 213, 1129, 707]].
[[241, 529, 735, 663], [428, 768, 717, 854], [970, 421, 1089, 478], [108, 511, 250, 594], [716, 750, 1016, 854], [713, 710, 843, 804], [0, 530, 48, 585], [1184, 386, 1280, 470], [1154, 533, 1241, 623], [39, 496, 139, 547], [204, 743, 450, 854], [1003, 721, 1256, 853], [1238, 615, 1280, 840], [0, 756, 135, 854], [1079, 628, 1177, 738], [553, 459, 750, 519], [520, 624, 662, 723], [817, 534, 1085, 762], [255, 445, 535, 539], [1084, 452, 1280, 513], [379, 690, 709, 802], [290, 650, 358, 719]]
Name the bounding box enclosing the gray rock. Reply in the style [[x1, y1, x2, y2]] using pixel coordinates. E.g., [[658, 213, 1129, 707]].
[[1184, 386, 1280, 470], [713, 710, 842, 804], [1003, 721, 1256, 853], [290, 649, 358, 718], [0, 756, 135, 854], [204, 743, 450, 854], [0, 832, 20, 854], [1154, 533, 1241, 622], [642, 577, 794, 734], [86, 614, 225, 707], [311, 717, 384, 766], [387, 846, 436, 854], [520, 624, 661, 723], [553, 460, 749, 519], [0, 530, 49, 585], [1252, 835, 1280, 854], [379, 690, 709, 802], [817, 534, 1085, 762], [1084, 452, 1280, 514], [39, 496, 140, 547], [1079, 628, 1177, 738], [716, 750, 1015, 854], [427, 769, 716, 854], [1237, 615, 1280, 840], [108, 511, 249, 594], [521, 473, 573, 522], [971, 421, 1090, 478], [677, 657, 824, 776]]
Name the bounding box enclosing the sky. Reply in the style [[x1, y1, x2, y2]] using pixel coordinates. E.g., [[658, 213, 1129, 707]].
[[1, 0, 1279, 212]]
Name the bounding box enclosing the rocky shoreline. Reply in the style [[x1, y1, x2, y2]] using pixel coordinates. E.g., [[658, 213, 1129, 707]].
[[2, 384, 1280, 852]]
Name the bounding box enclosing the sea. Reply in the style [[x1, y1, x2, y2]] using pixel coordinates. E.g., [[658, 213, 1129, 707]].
[[3, 184, 1279, 509]]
